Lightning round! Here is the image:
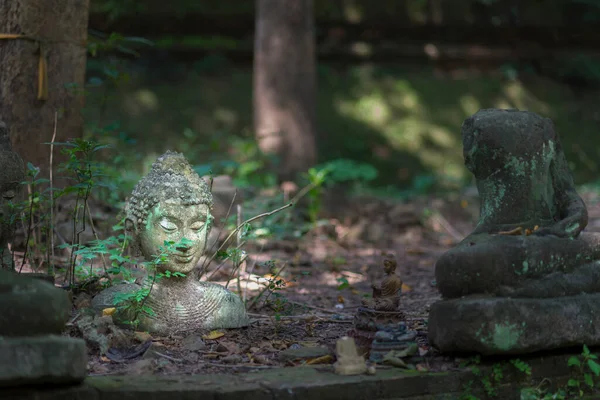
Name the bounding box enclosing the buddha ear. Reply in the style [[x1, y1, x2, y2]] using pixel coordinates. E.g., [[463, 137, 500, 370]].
[[124, 217, 136, 234]]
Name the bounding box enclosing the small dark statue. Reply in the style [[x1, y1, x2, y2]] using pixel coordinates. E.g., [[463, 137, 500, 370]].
[[353, 254, 414, 361], [362, 254, 403, 311]]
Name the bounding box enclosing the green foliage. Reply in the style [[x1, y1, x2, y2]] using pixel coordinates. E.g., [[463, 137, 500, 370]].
[[336, 276, 350, 291], [303, 159, 378, 224], [460, 356, 532, 399], [521, 345, 600, 399], [565, 345, 600, 398]]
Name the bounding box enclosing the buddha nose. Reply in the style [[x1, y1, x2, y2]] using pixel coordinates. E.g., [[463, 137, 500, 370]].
[[176, 240, 191, 252]]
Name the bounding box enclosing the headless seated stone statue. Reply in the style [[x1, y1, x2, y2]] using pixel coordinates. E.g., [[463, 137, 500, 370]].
[[435, 109, 600, 299], [91, 151, 248, 334], [362, 254, 402, 311], [428, 109, 600, 355]]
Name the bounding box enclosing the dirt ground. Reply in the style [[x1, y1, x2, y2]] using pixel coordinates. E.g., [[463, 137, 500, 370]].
[[37, 188, 600, 376]]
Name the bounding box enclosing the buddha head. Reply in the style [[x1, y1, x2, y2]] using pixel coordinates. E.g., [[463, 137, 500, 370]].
[[382, 254, 397, 275], [124, 151, 213, 274]]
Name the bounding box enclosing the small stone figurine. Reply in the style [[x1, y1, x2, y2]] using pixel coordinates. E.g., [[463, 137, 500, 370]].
[[362, 254, 402, 311], [333, 336, 368, 375], [352, 254, 410, 360]]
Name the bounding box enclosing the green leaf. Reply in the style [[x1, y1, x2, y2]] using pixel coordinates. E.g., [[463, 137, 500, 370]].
[[567, 378, 580, 387], [585, 373, 594, 388], [584, 344, 591, 356], [588, 359, 600, 376], [568, 356, 582, 367]]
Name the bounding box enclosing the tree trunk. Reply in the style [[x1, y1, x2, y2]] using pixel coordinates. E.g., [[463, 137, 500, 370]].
[[0, 0, 90, 178], [253, 0, 317, 182]]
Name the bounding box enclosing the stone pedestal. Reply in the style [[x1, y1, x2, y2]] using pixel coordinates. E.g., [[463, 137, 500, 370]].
[[429, 293, 600, 355], [352, 307, 411, 360], [0, 336, 87, 387], [0, 270, 87, 387]]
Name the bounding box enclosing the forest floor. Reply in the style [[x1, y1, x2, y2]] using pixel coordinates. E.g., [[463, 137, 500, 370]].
[[24, 187, 600, 377]]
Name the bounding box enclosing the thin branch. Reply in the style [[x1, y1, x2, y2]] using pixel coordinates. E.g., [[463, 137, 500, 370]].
[[245, 262, 288, 311], [48, 111, 57, 276], [199, 190, 237, 278], [86, 204, 111, 282], [206, 202, 293, 271]]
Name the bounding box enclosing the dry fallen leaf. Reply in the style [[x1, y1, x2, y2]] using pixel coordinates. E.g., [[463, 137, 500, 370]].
[[306, 355, 334, 365], [337, 295, 345, 304], [202, 330, 225, 340], [498, 227, 523, 236], [134, 331, 152, 342], [102, 307, 116, 316], [298, 341, 320, 347], [401, 283, 412, 292], [100, 356, 111, 363]]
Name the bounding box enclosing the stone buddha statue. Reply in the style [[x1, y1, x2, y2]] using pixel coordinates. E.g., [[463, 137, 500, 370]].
[[362, 254, 402, 311], [353, 254, 408, 358], [0, 121, 25, 270], [428, 109, 600, 355], [92, 151, 249, 334], [435, 109, 600, 299]]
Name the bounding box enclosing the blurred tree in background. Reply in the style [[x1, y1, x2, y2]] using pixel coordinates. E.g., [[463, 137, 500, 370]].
[[81, 0, 600, 193], [253, 0, 317, 183], [0, 0, 90, 180]]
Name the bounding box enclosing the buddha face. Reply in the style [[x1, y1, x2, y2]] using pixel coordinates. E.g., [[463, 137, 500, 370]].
[[136, 201, 212, 274], [383, 259, 396, 274]]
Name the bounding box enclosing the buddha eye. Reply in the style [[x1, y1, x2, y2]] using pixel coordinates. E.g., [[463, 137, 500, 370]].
[[190, 221, 205, 231], [159, 220, 177, 232], [2, 190, 15, 200]]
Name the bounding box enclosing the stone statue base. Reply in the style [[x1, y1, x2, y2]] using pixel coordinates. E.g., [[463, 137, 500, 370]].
[[0, 335, 87, 387], [352, 307, 406, 357], [428, 292, 600, 355], [369, 328, 417, 363], [0, 270, 88, 387]]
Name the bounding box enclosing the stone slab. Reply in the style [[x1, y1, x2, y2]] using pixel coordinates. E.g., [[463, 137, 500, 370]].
[[1, 352, 590, 400], [0, 335, 87, 387], [428, 293, 600, 355], [0, 270, 71, 336]]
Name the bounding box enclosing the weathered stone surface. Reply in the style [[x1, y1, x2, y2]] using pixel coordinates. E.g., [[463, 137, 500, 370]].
[[435, 109, 600, 299], [0, 352, 587, 400], [0, 270, 71, 336], [429, 293, 600, 355], [0, 335, 87, 387], [91, 152, 249, 334], [352, 307, 406, 358], [429, 109, 600, 355]]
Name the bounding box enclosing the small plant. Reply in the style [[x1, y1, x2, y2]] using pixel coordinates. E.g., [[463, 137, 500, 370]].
[[301, 158, 378, 225], [110, 237, 193, 329], [566, 344, 600, 397], [460, 356, 533, 399]]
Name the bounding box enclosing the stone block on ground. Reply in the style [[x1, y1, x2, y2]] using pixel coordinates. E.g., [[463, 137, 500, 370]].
[[428, 293, 600, 355], [0, 335, 87, 387], [0, 270, 71, 337]]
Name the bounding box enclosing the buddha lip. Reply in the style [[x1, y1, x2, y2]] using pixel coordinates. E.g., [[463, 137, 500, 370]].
[[174, 252, 196, 261]]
